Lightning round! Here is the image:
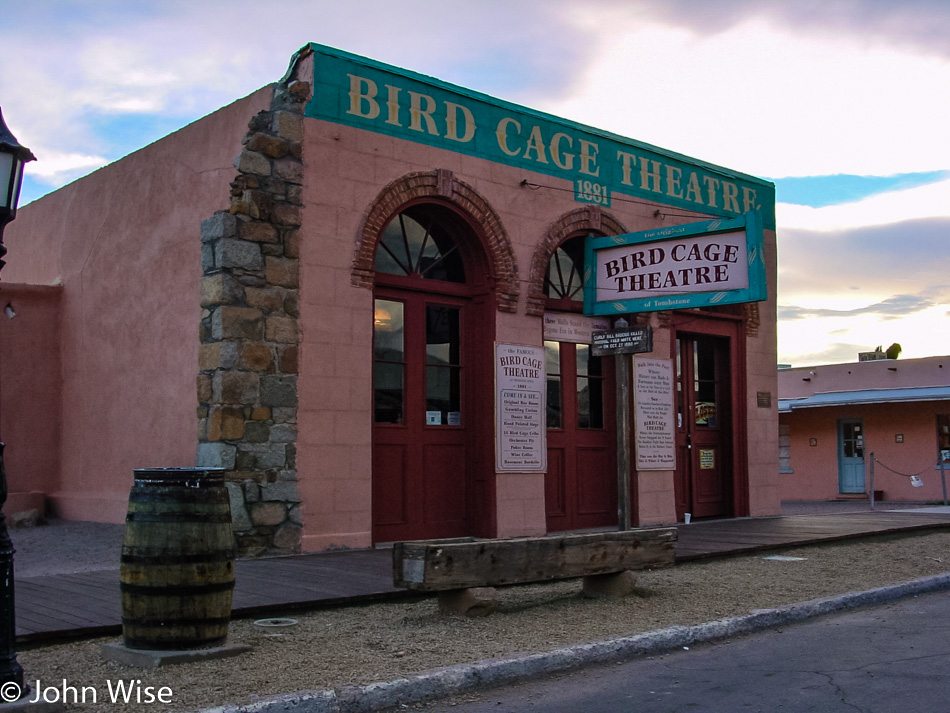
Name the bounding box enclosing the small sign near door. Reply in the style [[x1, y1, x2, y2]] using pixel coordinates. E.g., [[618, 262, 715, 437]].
[[699, 449, 716, 470], [591, 326, 653, 356], [543, 313, 610, 344]]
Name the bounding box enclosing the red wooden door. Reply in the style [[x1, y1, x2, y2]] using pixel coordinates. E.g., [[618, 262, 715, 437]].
[[544, 340, 616, 531], [373, 292, 472, 542], [674, 334, 734, 520], [371, 204, 492, 543]]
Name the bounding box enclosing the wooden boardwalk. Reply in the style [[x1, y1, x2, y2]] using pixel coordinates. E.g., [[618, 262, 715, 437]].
[[16, 511, 950, 644]]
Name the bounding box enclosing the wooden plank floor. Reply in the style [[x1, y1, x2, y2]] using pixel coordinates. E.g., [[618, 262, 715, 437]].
[[16, 511, 950, 644]]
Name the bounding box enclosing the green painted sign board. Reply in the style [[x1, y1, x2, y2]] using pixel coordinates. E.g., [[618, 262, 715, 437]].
[[583, 211, 767, 315], [301, 44, 776, 229]]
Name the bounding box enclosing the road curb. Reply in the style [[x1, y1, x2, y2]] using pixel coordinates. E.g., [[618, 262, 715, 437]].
[[201, 571, 950, 713]]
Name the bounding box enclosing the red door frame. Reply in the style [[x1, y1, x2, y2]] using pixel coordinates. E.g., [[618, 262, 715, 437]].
[[670, 311, 749, 520]]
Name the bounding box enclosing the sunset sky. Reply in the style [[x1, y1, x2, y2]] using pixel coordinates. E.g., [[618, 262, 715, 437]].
[[2, 0, 947, 367]]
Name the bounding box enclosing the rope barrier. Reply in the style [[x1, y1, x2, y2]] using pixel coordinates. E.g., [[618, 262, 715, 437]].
[[871, 454, 939, 479]]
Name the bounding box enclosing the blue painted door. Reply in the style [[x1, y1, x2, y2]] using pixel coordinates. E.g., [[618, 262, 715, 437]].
[[837, 419, 865, 494]]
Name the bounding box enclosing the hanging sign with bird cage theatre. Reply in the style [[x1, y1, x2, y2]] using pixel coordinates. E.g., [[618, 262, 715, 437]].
[[582, 210, 767, 315]]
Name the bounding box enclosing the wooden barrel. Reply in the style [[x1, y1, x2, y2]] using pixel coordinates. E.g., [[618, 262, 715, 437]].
[[120, 468, 235, 650]]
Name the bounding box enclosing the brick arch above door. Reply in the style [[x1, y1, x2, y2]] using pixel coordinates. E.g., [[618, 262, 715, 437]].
[[351, 169, 519, 313], [525, 206, 627, 317]]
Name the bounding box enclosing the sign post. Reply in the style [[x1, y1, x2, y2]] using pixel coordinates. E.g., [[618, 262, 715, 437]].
[[594, 322, 654, 530]]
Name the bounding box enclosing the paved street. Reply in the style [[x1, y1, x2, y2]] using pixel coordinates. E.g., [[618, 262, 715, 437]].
[[420, 590, 950, 712]]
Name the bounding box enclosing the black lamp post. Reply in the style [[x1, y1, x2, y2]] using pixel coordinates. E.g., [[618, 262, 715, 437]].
[[0, 106, 36, 700]]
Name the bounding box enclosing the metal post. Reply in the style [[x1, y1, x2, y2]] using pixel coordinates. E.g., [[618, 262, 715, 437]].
[[0, 444, 26, 698], [869, 452, 875, 511], [940, 449, 947, 506], [616, 353, 631, 531]]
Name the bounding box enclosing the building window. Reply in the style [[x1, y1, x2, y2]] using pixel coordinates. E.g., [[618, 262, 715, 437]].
[[938, 414, 950, 464], [779, 423, 792, 473], [543, 235, 586, 312], [375, 207, 466, 283]]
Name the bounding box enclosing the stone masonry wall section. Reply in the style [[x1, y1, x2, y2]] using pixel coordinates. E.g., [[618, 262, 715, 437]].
[[196, 66, 311, 555]]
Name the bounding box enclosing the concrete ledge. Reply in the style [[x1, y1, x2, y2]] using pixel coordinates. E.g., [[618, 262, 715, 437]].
[[0, 689, 65, 712], [101, 642, 252, 668], [198, 571, 950, 713]]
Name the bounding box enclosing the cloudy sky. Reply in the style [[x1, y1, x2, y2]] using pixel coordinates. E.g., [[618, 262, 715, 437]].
[[2, 0, 948, 367]]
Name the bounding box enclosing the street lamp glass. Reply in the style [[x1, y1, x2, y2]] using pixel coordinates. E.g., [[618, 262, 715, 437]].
[[0, 151, 14, 211]]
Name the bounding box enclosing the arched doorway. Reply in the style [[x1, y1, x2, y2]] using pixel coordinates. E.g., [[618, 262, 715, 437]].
[[542, 234, 618, 532], [371, 202, 494, 542]]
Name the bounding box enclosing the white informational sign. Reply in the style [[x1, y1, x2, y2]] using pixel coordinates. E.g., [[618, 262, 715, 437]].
[[634, 357, 676, 470], [543, 313, 610, 344], [495, 343, 547, 473]]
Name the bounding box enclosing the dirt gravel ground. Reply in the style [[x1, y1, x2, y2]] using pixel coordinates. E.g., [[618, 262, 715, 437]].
[[16, 530, 950, 713]]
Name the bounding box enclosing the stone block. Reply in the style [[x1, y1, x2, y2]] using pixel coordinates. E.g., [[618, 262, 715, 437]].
[[197, 374, 212, 402], [245, 286, 284, 312], [212, 306, 263, 341], [283, 291, 299, 318], [239, 343, 275, 372], [215, 238, 263, 271], [271, 202, 302, 226], [235, 150, 271, 176], [273, 111, 303, 142], [581, 571, 639, 599], [288, 504, 303, 525], [279, 345, 298, 374], [201, 212, 238, 242], [437, 587, 500, 617], [226, 481, 253, 531], [201, 242, 215, 272], [215, 371, 260, 404], [243, 421, 271, 443], [261, 480, 300, 502], [250, 407, 272, 421], [265, 315, 297, 344], [272, 407, 297, 423], [283, 228, 300, 258], [251, 501, 286, 527], [239, 221, 279, 243], [261, 375, 297, 407], [199, 341, 239, 371], [265, 256, 299, 288], [273, 158, 303, 185], [244, 480, 261, 503], [246, 133, 290, 159], [208, 406, 245, 441], [196, 442, 236, 470], [200, 273, 245, 307], [269, 423, 296, 443], [272, 523, 302, 551], [254, 444, 289, 469]]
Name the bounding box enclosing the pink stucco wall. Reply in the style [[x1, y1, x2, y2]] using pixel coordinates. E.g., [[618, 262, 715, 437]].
[[781, 401, 949, 502], [2, 87, 273, 522], [0, 284, 61, 513], [296, 112, 779, 550], [779, 356, 949, 502]]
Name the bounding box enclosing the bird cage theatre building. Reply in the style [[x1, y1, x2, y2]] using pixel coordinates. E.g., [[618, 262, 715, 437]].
[[2, 45, 779, 554]]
